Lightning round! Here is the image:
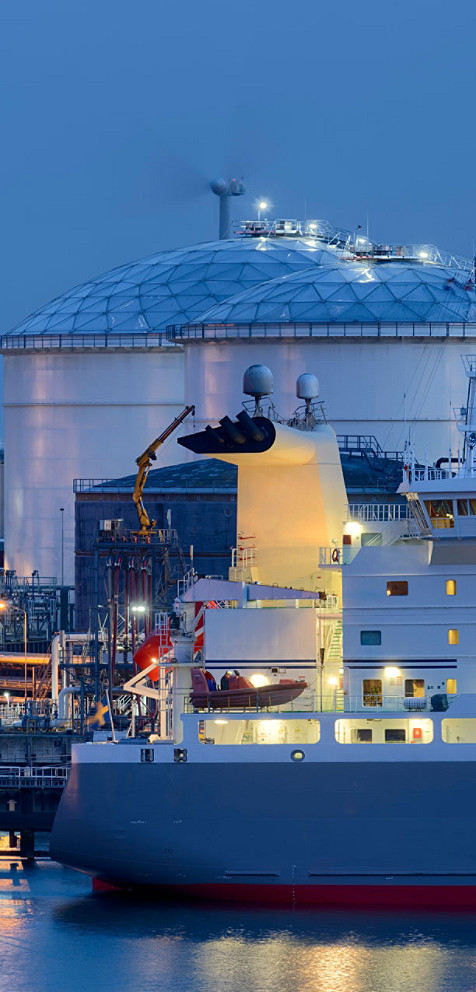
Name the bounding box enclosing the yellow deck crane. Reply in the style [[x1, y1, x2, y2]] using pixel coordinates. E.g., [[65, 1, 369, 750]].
[[132, 405, 195, 535]]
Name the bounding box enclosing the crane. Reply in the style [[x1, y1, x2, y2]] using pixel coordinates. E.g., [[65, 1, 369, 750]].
[[132, 405, 195, 535]]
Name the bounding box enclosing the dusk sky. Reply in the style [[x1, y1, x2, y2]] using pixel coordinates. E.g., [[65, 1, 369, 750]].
[[1, 0, 476, 330]]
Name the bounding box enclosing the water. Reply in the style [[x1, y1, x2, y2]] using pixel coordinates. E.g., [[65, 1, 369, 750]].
[[1, 857, 476, 992]]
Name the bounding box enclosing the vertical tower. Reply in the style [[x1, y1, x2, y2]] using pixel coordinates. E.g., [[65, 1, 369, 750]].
[[210, 178, 246, 239]]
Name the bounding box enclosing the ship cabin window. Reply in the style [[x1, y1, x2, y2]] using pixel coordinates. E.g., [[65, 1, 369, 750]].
[[446, 579, 457, 596], [354, 728, 372, 742], [457, 499, 476, 515], [201, 718, 320, 745], [140, 749, 154, 763], [442, 719, 476, 743], [385, 728, 406, 743], [386, 581, 408, 596], [446, 678, 457, 694], [405, 679, 425, 698], [335, 719, 433, 744], [424, 499, 454, 528], [448, 629, 459, 645], [360, 630, 381, 645], [363, 679, 382, 706]]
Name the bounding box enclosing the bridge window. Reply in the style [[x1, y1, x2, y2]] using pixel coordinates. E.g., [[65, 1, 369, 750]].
[[446, 678, 457, 694], [446, 579, 457, 595], [424, 500, 454, 528], [457, 500, 469, 516], [361, 630, 381, 645]]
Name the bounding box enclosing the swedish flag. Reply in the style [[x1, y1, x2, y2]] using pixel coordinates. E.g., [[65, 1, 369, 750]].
[[86, 695, 112, 729]]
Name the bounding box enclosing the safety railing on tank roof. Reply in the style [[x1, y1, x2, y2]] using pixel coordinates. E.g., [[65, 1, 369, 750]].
[[0, 332, 171, 350], [166, 321, 476, 341]]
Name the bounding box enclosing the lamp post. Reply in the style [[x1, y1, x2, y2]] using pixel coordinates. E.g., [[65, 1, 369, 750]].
[[0, 602, 28, 702], [258, 200, 267, 222], [60, 507, 65, 587]]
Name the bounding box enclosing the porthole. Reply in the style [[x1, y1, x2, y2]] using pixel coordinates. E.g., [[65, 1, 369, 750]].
[[291, 749, 305, 761]]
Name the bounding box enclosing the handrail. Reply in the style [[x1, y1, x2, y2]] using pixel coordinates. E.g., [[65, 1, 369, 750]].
[[167, 321, 476, 341], [0, 765, 69, 788]]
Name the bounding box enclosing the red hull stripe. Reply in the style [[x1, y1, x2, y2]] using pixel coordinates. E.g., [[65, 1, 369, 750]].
[[92, 878, 122, 893], [132, 883, 476, 909]]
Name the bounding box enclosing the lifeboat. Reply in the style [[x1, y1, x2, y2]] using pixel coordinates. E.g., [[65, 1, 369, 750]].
[[133, 632, 173, 682], [190, 668, 307, 709]]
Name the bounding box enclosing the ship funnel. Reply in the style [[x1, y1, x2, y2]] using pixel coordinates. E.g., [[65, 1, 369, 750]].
[[296, 373, 319, 401]]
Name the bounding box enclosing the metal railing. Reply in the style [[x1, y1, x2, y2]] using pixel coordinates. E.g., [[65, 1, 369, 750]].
[[319, 547, 361, 566], [167, 321, 476, 342], [0, 332, 170, 351], [348, 503, 409, 522], [184, 691, 450, 716], [0, 765, 69, 788]]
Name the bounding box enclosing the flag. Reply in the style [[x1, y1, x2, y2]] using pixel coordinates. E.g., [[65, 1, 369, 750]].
[[86, 695, 112, 729]]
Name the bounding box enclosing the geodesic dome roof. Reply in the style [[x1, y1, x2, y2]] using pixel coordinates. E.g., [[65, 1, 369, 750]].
[[5, 237, 340, 337], [195, 259, 476, 325]]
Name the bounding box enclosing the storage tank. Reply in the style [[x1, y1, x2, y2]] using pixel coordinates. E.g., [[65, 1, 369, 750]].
[[2, 235, 338, 583], [3, 223, 476, 587]]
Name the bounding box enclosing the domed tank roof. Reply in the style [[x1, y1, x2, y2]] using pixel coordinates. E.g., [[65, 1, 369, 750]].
[[194, 259, 476, 325], [5, 237, 340, 338]]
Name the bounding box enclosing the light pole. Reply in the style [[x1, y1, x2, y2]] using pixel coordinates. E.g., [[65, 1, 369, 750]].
[[60, 507, 65, 586]]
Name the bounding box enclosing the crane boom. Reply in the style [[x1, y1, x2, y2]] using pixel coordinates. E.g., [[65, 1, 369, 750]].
[[132, 405, 195, 535]]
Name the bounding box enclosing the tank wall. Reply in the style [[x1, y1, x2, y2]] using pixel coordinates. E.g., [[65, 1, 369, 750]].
[[4, 350, 185, 584], [4, 336, 470, 590], [184, 338, 466, 459]]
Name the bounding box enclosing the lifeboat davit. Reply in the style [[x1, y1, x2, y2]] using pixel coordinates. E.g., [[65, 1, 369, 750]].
[[190, 668, 307, 709], [133, 633, 173, 682]]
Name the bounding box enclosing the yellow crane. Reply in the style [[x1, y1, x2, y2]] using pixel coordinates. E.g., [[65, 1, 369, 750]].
[[132, 405, 195, 535]]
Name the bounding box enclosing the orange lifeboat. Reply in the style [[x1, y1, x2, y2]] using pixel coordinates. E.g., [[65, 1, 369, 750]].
[[133, 632, 173, 682]]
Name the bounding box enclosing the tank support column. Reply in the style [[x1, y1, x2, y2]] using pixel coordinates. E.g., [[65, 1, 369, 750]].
[[20, 829, 35, 861]]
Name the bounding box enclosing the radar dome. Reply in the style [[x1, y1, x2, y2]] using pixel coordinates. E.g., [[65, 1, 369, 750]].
[[243, 364, 274, 398], [210, 178, 228, 196], [296, 373, 319, 400]]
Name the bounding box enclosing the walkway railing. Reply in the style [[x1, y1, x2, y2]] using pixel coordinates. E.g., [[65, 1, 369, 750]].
[[0, 766, 69, 788]]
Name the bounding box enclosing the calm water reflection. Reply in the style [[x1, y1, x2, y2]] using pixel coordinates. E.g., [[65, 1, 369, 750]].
[[0, 858, 475, 992]]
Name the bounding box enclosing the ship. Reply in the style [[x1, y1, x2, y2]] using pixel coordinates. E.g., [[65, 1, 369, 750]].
[[50, 359, 476, 907]]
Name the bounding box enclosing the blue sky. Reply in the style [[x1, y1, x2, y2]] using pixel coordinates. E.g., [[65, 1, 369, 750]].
[[1, 0, 475, 329]]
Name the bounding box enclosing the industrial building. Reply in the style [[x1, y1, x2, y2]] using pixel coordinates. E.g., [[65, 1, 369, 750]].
[[2, 214, 476, 588], [74, 440, 408, 630]]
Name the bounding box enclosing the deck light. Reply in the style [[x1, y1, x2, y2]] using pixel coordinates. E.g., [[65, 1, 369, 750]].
[[345, 521, 362, 537], [384, 666, 400, 679], [250, 673, 269, 688]]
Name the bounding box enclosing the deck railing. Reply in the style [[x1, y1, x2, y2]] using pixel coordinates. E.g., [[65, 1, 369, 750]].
[[0, 766, 69, 788]]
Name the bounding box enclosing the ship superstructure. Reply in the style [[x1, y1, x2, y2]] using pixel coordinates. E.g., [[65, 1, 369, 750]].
[[50, 360, 476, 907]]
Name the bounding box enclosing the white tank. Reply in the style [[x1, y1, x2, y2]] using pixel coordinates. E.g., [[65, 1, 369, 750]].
[[3, 347, 185, 584], [3, 230, 475, 589]]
